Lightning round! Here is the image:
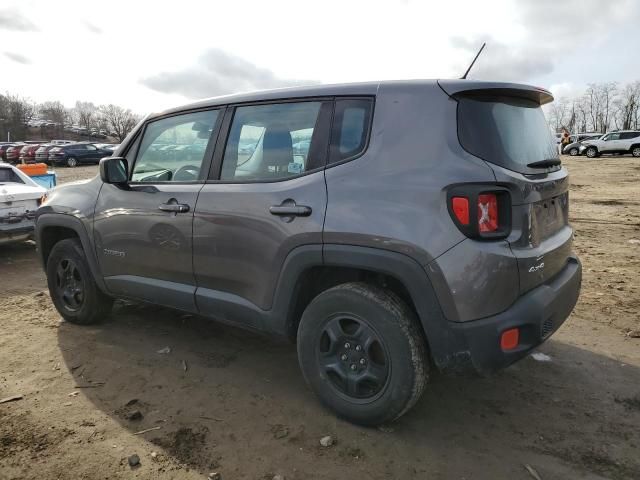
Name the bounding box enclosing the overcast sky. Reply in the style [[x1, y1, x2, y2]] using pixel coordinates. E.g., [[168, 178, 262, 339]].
[[1, 0, 638, 115]]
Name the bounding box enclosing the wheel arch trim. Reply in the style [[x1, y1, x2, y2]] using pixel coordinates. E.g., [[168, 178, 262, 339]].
[[270, 244, 453, 368], [35, 213, 107, 291]]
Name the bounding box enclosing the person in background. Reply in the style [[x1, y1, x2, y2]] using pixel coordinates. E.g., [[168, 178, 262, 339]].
[[560, 128, 571, 154]]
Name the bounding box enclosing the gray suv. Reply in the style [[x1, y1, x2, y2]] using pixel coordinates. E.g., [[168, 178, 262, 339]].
[[35, 80, 582, 425]]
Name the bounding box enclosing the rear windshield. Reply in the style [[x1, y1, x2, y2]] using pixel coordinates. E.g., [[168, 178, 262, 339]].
[[457, 95, 559, 173]]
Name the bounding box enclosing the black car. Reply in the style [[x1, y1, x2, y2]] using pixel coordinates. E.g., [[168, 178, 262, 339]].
[[48, 143, 113, 167]]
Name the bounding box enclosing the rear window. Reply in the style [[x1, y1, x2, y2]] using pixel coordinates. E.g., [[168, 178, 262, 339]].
[[620, 132, 640, 140], [457, 95, 559, 173], [0, 168, 24, 184]]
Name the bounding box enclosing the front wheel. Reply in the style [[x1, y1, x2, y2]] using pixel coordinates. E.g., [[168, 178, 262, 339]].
[[66, 156, 78, 167], [569, 147, 578, 156], [632, 146, 640, 157], [586, 147, 599, 158], [46, 238, 113, 324], [297, 282, 428, 426]]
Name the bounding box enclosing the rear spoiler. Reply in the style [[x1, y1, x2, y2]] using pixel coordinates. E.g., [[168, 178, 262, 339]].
[[438, 79, 554, 105]]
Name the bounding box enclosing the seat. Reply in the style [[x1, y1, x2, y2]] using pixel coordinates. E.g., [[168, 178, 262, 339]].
[[261, 127, 293, 177]]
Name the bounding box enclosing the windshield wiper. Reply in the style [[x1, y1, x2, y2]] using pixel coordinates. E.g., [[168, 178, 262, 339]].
[[527, 158, 561, 168]]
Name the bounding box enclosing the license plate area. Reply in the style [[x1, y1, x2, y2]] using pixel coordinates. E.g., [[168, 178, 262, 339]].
[[530, 192, 569, 245]]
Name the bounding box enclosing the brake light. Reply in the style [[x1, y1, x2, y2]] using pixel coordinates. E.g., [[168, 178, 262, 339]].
[[447, 187, 510, 239], [451, 197, 469, 225], [478, 193, 498, 232]]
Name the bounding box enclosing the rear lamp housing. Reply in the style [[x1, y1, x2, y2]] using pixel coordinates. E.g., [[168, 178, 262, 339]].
[[447, 185, 511, 239]]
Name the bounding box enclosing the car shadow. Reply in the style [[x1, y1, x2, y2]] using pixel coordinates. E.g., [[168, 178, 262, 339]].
[[57, 303, 640, 480]]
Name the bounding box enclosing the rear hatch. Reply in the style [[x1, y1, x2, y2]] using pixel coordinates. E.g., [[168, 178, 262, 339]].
[[439, 80, 573, 294]]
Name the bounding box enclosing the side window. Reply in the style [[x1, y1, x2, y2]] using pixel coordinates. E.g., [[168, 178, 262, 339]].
[[621, 132, 640, 140], [86, 144, 97, 151], [329, 98, 373, 164], [220, 101, 327, 181], [132, 110, 219, 183], [608, 133, 621, 141]]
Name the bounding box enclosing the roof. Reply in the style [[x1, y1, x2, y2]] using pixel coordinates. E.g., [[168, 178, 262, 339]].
[[153, 79, 553, 118]]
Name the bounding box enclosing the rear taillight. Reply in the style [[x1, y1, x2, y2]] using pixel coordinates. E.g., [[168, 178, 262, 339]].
[[448, 186, 511, 239], [451, 197, 469, 225], [477, 193, 498, 233]]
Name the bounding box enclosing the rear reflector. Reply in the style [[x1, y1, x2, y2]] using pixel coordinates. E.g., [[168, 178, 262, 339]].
[[451, 197, 470, 225], [500, 328, 520, 351], [478, 193, 498, 232]]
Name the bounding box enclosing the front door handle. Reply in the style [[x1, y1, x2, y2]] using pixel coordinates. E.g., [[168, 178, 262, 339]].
[[269, 204, 312, 217], [159, 199, 190, 213]]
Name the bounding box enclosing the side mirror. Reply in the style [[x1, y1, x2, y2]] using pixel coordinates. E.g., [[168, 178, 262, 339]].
[[100, 157, 128, 184]]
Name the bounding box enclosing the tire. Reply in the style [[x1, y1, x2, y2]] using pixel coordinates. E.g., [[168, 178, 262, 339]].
[[66, 156, 78, 167], [632, 146, 640, 158], [297, 282, 428, 426], [46, 238, 113, 324], [569, 148, 578, 156], [586, 147, 598, 158]]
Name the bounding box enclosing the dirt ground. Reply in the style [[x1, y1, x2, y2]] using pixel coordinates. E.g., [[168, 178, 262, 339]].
[[1, 158, 639, 479]]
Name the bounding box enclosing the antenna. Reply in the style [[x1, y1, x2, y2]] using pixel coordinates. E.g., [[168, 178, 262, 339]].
[[460, 42, 486, 80]]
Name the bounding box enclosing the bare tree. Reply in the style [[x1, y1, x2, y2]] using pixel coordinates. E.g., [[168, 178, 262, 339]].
[[39, 101, 67, 125], [74, 101, 97, 131], [0, 93, 36, 140], [575, 96, 589, 132], [600, 82, 618, 132], [100, 104, 140, 142], [547, 97, 569, 130], [615, 81, 640, 130]]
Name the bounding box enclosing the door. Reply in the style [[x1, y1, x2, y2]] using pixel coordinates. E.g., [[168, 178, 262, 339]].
[[93, 108, 221, 311], [193, 100, 332, 328], [83, 144, 101, 163], [601, 132, 622, 152]]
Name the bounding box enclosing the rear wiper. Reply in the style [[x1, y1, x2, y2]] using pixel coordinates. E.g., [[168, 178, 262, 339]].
[[527, 158, 562, 168]]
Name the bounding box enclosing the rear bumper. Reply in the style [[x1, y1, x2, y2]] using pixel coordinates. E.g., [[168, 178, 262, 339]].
[[439, 255, 581, 375], [0, 222, 35, 244]]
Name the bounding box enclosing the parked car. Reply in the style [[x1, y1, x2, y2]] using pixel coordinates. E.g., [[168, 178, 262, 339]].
[[5, 143, 26, 163], [0, 163, 47, 245], [36, 80, 581, 426], [562, 133, 603, 156], [35, 144, 59, 164], [48, 143, 114, 167], [19, 144, 43, 164], [0, 143, 19, 162], [580, 130, 640, 158], [50, 139, 75, 146]]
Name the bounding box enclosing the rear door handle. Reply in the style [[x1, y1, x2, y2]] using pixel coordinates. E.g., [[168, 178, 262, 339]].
[[269, 205, 312, 217], [159, 200, 190, 213]]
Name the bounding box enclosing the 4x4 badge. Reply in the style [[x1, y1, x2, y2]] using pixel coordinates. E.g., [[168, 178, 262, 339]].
[[103, 248, 125, 258], [529, 262, 544, 273]]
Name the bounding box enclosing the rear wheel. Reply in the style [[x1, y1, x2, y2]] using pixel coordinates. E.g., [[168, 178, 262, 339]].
[[632, 146, 640, 157], [586, 146, 599, 158], [46, 238, 113, 324], [569, 147, 578, 156], [66, 156, 78, 167], [297, 282, 428, 426]]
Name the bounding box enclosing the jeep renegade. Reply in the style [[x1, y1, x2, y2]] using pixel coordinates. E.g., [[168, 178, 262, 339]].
[[36, 80, 582, 425]]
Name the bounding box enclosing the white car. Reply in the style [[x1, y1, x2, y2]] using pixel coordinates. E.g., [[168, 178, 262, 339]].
[[0, 163, 47, 245], [580, 130, 640, 158]]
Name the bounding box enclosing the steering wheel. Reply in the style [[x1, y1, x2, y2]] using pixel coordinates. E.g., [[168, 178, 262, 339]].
[[172, 164, 200, 181]]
